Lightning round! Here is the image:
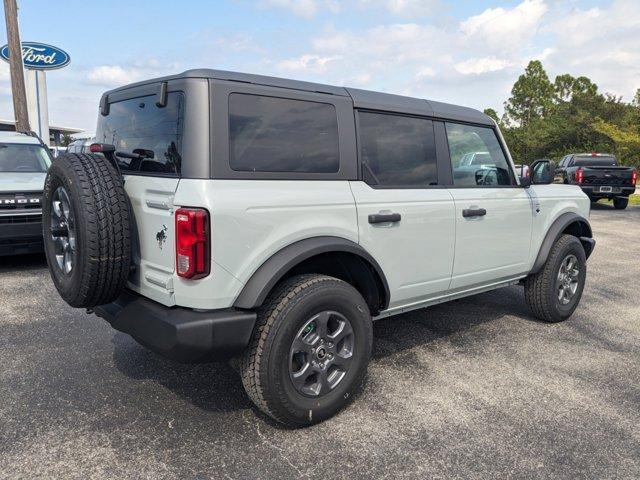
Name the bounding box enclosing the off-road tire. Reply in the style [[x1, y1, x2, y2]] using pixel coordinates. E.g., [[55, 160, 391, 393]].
[[43, 153, 131, 308], [524, 234, 586, 323], [240, 274, 373, 427], [613, 197, 628, 210]]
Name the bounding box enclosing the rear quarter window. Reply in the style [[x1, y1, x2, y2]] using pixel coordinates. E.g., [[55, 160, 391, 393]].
[[96, 92, 184, 175], [228, 93, 339, 173]]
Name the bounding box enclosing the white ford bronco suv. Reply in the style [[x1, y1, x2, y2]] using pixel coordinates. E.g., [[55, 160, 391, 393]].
[[43, 69, 595, 426], [0, 131, 51, 256]]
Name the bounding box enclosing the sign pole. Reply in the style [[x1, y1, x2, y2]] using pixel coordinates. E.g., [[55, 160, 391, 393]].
[[3, 0, 30, 131]]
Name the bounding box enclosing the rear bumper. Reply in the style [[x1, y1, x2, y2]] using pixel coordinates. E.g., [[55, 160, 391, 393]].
[[0, 219, 43, 256], [581, 186, 635, 198], [94, 291, 257, 363]]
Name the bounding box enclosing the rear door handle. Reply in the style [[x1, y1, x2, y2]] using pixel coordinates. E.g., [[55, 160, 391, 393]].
[[368, 212, 401, 224], [462, 208, 487, 218]]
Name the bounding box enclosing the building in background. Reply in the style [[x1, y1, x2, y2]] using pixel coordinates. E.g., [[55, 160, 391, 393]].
[[0, 118, 83, 146]]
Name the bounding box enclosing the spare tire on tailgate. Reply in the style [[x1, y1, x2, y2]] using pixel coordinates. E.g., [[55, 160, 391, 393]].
[[43, 153, 131, 308]]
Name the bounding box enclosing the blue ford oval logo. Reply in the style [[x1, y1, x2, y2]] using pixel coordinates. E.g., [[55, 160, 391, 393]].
[[0, 42, 70, 70]]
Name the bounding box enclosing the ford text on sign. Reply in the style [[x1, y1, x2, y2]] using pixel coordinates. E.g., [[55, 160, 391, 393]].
[[0, 42, 70, 70]]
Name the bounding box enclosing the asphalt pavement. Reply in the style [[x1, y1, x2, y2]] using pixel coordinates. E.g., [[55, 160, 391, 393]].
[[1, 203, 639, 479]]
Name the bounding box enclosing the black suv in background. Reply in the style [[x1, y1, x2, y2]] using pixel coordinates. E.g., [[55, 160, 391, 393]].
[[555, 153, 637, 209]]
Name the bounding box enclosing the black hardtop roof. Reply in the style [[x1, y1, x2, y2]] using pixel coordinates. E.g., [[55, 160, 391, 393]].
[[103, 68, 494, 126]]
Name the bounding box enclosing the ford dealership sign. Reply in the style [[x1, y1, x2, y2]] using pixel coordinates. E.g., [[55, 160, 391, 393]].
[[0, 42, 70, 70]]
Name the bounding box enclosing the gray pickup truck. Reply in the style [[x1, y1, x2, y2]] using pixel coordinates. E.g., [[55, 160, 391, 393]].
[[554, 153, 637, 209]]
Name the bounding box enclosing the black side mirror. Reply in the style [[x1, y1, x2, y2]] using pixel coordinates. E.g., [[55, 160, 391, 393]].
[[530, 159, 556, 185], [519, 175, 531, 188]]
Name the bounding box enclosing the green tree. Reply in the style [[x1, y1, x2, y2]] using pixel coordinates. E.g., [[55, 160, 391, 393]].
[[60, 133, 74, 146], [483, 108, 500, 123], [488, 61, 639, 167], [504, 60, 555, 127]]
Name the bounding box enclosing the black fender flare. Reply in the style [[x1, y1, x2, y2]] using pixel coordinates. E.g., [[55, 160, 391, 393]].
[[233, 236, 390, 310], [530, 212, 594, 275]]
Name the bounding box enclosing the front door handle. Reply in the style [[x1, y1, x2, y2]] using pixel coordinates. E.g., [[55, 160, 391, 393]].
[[368, 212, 402, 224], [462, 208, 487, 218]]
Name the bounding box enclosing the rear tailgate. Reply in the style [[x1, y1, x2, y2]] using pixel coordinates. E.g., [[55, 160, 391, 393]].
[[124, 175, 180, 306], [581, 166, 635, 186]]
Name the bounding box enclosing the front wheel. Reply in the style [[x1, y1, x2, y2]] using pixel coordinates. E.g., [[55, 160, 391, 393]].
[[240, 274, 373, 427], [613, 197, 628, 210], [524, 235, 587, 323]]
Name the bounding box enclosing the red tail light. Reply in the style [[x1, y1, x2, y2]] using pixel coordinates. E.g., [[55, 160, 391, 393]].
[[175, 208, 210, 279], [89, 143, 115, 153], [632, 170, 638, 186], [576, 168, 584, 185]]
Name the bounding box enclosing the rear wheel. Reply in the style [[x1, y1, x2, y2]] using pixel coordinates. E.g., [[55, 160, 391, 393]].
[[43, 153, 131, 308], [240, 274, 372, 427], [613, 197, 628, 210], [524, 235, 587, 323]]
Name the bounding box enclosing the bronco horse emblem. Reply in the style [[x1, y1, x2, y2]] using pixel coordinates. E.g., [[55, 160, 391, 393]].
[[156, 225, 168, 249]]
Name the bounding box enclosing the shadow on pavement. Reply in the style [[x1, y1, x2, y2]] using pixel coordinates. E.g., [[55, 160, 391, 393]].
[[0, 252, 47, 271], [110, 285, 535, 414], [111, 331, 253, 413], [591, 201, 639, 212]]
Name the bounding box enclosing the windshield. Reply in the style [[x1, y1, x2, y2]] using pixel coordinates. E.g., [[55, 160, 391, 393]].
[[0, 143, 51, 172], [574, 156, 617, 167]]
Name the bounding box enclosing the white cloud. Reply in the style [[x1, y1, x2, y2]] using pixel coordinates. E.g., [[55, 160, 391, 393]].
[[544, 0, 640, 100], [455, 57, 510, 75], [0, 61, 9, 82], [415, 67, 435, 80], [85, 59, 179, 88], [277, 54, 342, 74], [263, 0, 341, 18], [1, 0, 638, 132], [460, 0, 548, 52], [86, 66, 142, 87], [358, 0, 440, 17], [264, 0, 439, 18]]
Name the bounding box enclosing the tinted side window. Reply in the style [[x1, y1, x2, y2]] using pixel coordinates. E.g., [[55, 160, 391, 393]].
[[445, 123, 513, 186], [358, 111, 437, 187], [229, 93, 339, 173], [96, 92, 184, 175]]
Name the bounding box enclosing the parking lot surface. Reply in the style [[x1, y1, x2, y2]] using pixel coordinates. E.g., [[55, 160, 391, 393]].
[[1, 204, 639, 479]]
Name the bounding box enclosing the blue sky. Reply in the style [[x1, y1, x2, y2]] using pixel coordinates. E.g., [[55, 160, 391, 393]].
[[0, 0, 637, 133]]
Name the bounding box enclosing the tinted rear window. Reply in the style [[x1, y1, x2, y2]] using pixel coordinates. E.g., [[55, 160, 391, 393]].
[[357, 111, 437, 187], [574, 156, 617, 167], [96, 92, 184, 175], [229, 93, 339, 173]]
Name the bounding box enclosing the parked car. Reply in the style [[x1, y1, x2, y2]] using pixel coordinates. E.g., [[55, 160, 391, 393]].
[[0, 131, 51, 256], [66, 139, 95, 154], [514, 163, 530, 179], [43, 69, 595, 426], [50, 146, 67, 158], [555, 153, 637, 209]]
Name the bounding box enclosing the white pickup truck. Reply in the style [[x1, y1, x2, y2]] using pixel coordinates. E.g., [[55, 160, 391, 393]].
[[43, 69, 594, 426]]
